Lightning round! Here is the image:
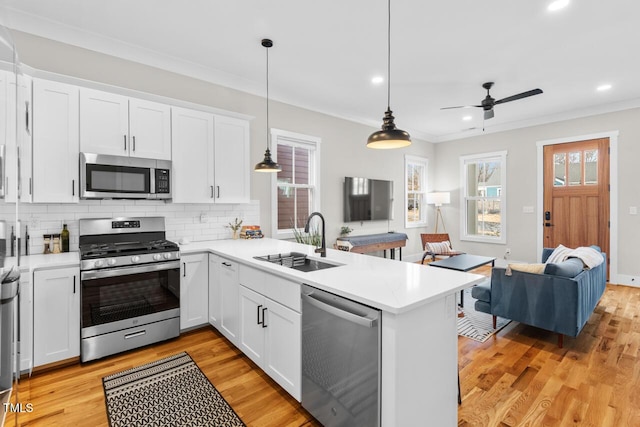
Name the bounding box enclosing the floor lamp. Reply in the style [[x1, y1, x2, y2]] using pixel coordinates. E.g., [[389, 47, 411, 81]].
[[427, 192, 450, 233]]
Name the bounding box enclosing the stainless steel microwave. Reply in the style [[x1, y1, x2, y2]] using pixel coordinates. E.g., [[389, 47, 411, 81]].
[[80, 153, 171, 200]]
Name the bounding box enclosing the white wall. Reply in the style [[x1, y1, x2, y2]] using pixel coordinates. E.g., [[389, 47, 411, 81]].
[[10, 30, 437, 258], [433, 108, 640, 284]]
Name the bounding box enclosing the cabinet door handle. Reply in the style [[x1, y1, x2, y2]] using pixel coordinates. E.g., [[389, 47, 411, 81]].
[[124, 135, 127, 151], [262, 307, 268, 328], [257, 304, 263, 325], [216, 186, 220, 198], [221, 262, 231, 267], [29, 177, 32, 195], [183, 262, 186, 277], [210, 186, 214, 198], [73, 275, 76, 294], [133, 135, 136, 152], [72, 180, 75, 196]]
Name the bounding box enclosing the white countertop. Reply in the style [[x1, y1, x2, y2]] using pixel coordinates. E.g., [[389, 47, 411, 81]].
[[179, 238, 486, 314], [4, 252, 80, 273]]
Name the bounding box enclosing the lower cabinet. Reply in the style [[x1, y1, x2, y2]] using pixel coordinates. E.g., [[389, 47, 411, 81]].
[[33, 266, 80, 367], [239, 284, 301, 400], [19, 272, 32, 373], [209, 254, 240, 346], [180, 253, 209, 330]]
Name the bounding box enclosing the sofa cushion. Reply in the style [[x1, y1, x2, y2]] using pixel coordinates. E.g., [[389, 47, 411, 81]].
[[471, 283, 491, 302], [544, 257, 584, 278]]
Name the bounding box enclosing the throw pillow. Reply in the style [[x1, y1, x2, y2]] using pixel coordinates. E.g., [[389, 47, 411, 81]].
[[505, 263, 546, 276], [425, 241, 453, 254], [544, 258, 584, 278]]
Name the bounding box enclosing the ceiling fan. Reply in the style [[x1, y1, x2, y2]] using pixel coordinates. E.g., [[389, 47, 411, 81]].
[[441, 82, 543, 120]]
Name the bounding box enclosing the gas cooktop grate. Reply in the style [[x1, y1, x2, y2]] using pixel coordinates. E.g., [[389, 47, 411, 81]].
[[91, 298, 154, 325]]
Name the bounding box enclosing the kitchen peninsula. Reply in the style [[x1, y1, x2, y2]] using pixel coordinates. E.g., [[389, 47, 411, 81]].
[[181, 237, 485, 426]]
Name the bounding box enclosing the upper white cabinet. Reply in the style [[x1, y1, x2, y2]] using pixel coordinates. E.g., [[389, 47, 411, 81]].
[[171, 107, 214, 203], [80, 88, 171, 160], [171, 106, 250, 204], [213, 115, 250, 203], [32, 78, 79, 203]]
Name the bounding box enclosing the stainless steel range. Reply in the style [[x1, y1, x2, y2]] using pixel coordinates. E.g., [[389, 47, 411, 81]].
[[79, 217, 180, 362]]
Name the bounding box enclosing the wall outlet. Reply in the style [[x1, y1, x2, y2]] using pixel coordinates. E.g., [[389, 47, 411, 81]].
[[200, 213, 208, 223], [504, 248, 511, 259]]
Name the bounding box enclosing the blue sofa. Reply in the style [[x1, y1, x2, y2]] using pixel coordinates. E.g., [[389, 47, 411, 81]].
[[471, 247, 607, 347]]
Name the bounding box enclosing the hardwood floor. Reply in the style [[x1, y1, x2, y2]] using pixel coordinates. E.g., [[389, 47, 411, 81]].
[[7, 279, 640, 426], [9, 328, 320, 427]]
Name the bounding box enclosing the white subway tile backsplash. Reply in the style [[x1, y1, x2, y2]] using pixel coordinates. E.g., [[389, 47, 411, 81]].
[[17, 200, 260, 254]]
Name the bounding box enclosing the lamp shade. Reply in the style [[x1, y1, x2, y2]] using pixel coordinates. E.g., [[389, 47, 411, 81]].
[[426, 192, 450, 206]]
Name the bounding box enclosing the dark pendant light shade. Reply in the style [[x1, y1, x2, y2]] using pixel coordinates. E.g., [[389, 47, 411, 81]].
[[367, 0, 411, 149], [367, 108, 411, 149], [255, 38, 281, 173]]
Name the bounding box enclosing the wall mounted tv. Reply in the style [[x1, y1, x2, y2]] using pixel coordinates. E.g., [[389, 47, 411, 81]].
[[343, 176, 394, 222]]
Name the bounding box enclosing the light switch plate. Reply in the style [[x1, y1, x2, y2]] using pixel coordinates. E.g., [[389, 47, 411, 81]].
[[630, 206, 638, 215], [522, 206, 534, 214]]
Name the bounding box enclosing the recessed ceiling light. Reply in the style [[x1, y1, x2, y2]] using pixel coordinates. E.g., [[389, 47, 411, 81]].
[[462, 115, 472, 121], [371, 76, 384, 85], [597, 84, 612, 92], [548, 0, 569, 11]]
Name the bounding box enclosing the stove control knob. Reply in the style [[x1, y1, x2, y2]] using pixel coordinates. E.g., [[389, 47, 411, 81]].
[[131, 256, 141, 263], [94, 260, 104, 268], [153, 254, 162, 261], [163, 253, 172, 260], [107, 258, 117, 266]]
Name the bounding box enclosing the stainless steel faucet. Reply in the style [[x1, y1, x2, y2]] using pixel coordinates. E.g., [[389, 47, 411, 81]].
[[304, 212, 326, 257]]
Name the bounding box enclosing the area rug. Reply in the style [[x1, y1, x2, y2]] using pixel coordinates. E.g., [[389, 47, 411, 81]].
[[103, 352, 245, 427], [458, 288, 511, 342]]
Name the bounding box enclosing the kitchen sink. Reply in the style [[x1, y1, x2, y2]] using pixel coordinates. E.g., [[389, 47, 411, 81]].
[[254, 252, 342, 272]]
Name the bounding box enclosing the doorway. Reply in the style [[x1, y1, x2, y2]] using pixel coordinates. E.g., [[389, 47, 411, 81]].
[[541, 137, 611, 274]]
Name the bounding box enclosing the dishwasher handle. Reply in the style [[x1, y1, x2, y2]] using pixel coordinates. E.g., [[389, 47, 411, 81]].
[[302, 292, 378, 328]]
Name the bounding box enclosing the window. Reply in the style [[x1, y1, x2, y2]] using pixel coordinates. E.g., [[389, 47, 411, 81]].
[[460, 151, 507, 243], [271, 129, 321, 238], [405, 155, 428, 228]]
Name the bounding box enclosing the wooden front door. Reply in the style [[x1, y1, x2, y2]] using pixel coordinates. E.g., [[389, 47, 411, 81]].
[[543, 138, 610, 264]]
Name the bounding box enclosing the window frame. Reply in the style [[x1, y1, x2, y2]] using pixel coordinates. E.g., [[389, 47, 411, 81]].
[[404, 155, 429, 228], [459, 150, 507, 244], [270, 128, 321, 239]]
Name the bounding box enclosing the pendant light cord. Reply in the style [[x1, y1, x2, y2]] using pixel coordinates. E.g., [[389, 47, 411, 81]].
[[266, 44, 270, 150], [387, 0, 391, 110]]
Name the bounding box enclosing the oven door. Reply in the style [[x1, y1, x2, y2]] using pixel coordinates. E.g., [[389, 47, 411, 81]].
[[80, 261, 180, 338]]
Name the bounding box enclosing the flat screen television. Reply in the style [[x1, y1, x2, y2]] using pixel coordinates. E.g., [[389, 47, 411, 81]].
[[343, 176, 394, 222]]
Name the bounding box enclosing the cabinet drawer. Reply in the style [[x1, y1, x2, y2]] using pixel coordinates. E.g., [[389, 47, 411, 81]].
[[264, 274, 300, 313], [239, 264, 265, 295]]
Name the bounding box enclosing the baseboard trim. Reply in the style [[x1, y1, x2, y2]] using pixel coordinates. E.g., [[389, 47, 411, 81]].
[[613, 274, 640, 287]]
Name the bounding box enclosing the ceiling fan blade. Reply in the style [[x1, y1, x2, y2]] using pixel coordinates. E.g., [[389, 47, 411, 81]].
[[440, 105, 482, 110], [484, 109, 494, 120], [494, 88, 543, 105]]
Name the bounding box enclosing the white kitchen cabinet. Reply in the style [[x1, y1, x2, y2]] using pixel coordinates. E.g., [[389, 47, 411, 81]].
[[238, 267, 301, 400], [33, 266, 80, 367], [180, 253, 209, 330], [213, 115, 250, 203], [171, 107, 214, 203], [208, 255, 240, 345], [18, 271, 32, 373], [171, 106, 250, 203], [4, 73, 32, 203], [80, 88, 171, 160], [32, 78, 79, 203]]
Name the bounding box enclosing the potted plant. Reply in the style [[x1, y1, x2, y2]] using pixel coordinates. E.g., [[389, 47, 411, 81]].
[[340, 226, 353, 237], [227, 217, 243, 239]]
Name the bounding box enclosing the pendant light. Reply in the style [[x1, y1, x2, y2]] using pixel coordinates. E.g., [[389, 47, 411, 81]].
[[367, 0, 411, 149], [255, 38, 282, 172]]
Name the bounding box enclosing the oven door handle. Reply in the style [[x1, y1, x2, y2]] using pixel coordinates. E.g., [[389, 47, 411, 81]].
[[81, 260, 181, 281]]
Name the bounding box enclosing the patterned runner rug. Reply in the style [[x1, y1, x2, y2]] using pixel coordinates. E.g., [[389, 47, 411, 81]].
[[103, 352, 245, 427], [458, 288, 511, 342]]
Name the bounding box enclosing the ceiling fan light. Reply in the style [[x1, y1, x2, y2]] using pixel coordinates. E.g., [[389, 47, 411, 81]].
[[367, 108, 411, 149], [254, 148, 282, 172]]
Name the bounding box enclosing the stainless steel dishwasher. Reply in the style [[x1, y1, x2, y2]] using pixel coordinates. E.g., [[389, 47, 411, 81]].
[[301, 284, 381, 427]]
